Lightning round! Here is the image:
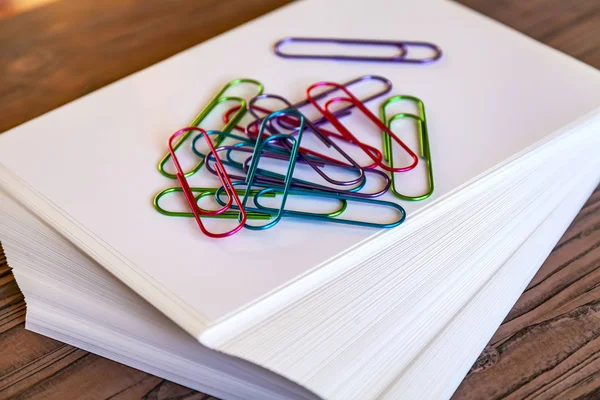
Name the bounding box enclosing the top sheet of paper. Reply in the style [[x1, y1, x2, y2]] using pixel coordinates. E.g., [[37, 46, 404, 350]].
[[1, 0, 599, 326]]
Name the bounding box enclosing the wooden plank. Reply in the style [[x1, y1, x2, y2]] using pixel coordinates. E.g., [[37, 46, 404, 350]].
[[457, 0, 600, 68], [453, 188, 600, 399], [0, 254, 25, 335], [0, 0, 292, 134], [450, 1, 600, 398], [0, 0, 598, 399]]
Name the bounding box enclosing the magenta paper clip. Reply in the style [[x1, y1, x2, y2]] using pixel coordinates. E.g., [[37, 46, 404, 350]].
[[306, 81, 419, 172], [168, 127, 247, 238]]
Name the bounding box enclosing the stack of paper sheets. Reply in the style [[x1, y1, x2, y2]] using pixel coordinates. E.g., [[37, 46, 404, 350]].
[[1, 0, 599, 399]]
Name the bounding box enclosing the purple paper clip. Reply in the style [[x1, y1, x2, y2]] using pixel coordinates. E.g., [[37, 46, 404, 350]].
[[274, 37, 442, 64]]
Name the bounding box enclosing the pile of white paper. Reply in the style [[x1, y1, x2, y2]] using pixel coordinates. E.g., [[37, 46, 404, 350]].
[[1, 0, 599, 399]]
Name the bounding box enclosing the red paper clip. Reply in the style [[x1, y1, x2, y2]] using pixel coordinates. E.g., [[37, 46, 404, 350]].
[[306, 82, 418, 172], [168, 127, 247, 238]]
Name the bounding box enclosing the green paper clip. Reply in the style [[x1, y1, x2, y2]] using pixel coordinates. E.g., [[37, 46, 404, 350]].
[[153, 187, 272, 220], [158, 78, 264, 179], [380, 95, 434, 201]]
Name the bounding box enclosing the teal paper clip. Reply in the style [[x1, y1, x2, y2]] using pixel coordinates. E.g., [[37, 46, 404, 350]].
[[215, 181, 348, 220], [254, 187, 406, 229], [153, 187, 272, 220], [240, 109, 305, 230]]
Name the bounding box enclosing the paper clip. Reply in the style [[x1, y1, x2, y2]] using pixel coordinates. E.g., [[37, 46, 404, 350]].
[[240, 110, 305, 230], [223, 104, 384, 168], [380, 95, 434, 201], [244, 75, 393, 135], [153, 187, 273, 219], [215, 181, 349, 219], [201, 142, 391, 198], [168, 127, 247, 238], [274, 37, 442, 64], [254, 187, 406, 229], [158, 78, 263, 179], [223, 103, 304, 134], [295, 74, 393, 110], [247, 94, 365, 187], [239, 75, 393, 169], [306, 81, 418, 172]]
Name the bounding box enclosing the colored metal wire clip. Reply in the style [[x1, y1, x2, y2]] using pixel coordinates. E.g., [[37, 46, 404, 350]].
[[153, 75, 435, 238], [167, 127, 247, 238], [274, 37, 442, 64]]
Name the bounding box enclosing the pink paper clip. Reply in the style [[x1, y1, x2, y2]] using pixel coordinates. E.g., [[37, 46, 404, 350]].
[[168, 127, 247, 238], [306, 82, 418, 172]]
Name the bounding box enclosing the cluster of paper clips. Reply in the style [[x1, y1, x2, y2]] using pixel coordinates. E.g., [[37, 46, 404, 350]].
[[153, 75, 434, 238]]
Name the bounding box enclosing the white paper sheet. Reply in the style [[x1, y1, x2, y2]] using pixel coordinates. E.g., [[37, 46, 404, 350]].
[[1, 0, 599, 325]]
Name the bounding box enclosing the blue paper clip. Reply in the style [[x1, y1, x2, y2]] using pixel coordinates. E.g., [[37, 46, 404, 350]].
[[240, 109, 306, 230], [253, 187, 406, 229]]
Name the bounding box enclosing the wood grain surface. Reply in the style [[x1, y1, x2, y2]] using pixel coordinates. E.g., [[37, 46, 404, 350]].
[[0, 0, 58, 19], [0, 0, 598, 399]]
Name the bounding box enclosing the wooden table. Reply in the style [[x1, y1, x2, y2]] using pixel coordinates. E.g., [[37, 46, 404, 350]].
[[0, 0, 598, 398]]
